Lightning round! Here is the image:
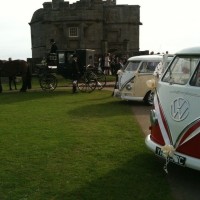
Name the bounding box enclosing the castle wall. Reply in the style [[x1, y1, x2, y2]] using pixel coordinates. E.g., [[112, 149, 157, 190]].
[[29, 0, 142, 58]]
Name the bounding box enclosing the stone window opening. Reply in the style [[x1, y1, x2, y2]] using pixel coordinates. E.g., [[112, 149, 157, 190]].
[[69, 27, 79, 37]]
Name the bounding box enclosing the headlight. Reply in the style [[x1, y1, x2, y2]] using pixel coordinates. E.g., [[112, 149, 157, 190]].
[[126, 83, 132, 90], [146, 79, 156, 89]]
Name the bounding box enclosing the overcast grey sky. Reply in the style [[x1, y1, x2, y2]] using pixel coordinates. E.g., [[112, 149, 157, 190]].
[[0, 0, 200, 60]]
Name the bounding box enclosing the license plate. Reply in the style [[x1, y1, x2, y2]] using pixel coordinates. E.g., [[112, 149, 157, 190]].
[[155, 147, 186, 166]]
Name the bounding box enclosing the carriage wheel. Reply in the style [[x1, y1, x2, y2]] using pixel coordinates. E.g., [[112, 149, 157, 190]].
[[40, 74, 57, 91], [95, 70, 106, 90], [77, 72, 97, 93]]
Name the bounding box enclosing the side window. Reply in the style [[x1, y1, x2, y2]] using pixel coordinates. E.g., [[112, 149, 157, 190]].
[[147, 62, 159, 72], [190, 63, 200, 86], [58, 53, 65, 64]]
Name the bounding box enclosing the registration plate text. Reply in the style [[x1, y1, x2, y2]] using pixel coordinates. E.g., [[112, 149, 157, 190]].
[[155, 147, 186, 166]]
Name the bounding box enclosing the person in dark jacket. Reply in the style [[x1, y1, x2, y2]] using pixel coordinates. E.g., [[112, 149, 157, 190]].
[[48, 39, 58, 65], [71, 54, 80, 93], [50, 39, 58, 53]]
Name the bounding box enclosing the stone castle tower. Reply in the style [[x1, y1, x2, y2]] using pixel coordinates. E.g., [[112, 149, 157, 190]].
[[29, 0, 141, 58]]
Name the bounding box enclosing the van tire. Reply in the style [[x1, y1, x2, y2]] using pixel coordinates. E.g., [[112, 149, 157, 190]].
[[144, 91, 154, 106]]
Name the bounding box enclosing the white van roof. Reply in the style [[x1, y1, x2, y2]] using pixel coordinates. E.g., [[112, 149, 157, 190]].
[[176, 46, 200, 55], [128, 55, 163, 61]]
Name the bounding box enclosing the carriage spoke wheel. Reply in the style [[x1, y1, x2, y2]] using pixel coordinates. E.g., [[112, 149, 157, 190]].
[[77, 73, 97, 93], [40, 74, 57, 92]]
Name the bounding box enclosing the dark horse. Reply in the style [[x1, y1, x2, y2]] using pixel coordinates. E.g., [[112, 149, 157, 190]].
[[0, 60, 32, 93], [9, 76, 17, 90]]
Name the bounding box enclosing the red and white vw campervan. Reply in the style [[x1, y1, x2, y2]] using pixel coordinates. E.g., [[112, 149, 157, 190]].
[[145, 46, 200, 172]]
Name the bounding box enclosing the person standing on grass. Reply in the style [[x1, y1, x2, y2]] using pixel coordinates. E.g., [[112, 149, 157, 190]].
[[104, 53, 111, 75], [71, 54, 80, 93], [112, 58, 124, 96]]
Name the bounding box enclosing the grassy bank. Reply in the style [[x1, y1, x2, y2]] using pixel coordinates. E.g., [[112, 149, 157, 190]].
[[0, 89, 173, 200]]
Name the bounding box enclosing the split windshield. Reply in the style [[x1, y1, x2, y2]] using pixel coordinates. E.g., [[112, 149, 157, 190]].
[[162, 56, 200, 85], [124, 61, 159, 73]]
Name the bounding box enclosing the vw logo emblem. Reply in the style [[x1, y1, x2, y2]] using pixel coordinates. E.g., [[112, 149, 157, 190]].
[[171, 98, 189, 121]]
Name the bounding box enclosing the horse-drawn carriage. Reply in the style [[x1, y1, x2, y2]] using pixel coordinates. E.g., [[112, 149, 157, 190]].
[[0, 49, 106, 93], [36, 49, 106, 92]]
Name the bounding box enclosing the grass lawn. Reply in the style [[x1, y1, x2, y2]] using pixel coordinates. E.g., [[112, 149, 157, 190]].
[[0, 88, 174, 200]]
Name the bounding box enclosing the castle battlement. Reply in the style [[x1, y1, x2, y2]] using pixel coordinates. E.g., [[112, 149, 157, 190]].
[[43, 0, 116, 10]]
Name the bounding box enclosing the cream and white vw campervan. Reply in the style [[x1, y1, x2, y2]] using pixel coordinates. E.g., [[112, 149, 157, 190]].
[[145, 46, 200, 172], [114, 55, 172, 105]]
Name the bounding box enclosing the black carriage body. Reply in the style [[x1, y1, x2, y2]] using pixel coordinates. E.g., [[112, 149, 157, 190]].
[[76, 49, 95, 74], [47, 49, 95, 79], [56, 50, 74, 79]]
